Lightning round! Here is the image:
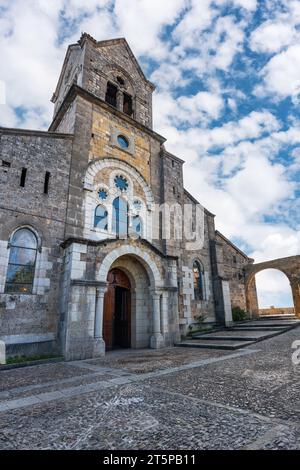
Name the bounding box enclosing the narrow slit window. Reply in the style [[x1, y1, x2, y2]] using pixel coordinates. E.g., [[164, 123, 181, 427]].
[[20, 168, 27, 187], [123, 93, 133, 116], [44, 171, 51, 194]]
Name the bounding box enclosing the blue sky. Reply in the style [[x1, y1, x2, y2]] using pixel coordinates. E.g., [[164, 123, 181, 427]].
[[0, 0, 299, 307]]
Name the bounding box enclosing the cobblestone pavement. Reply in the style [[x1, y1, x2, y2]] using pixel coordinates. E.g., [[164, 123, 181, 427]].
[[0, 328, 299, 450]]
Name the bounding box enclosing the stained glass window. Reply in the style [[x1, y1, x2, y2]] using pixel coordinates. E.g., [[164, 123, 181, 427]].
[[112, 197, 128, 237], [132, 215, 142, 237], [94, 205, 108, 230], [98, 189, 108, 200], [5, 228, 37, 294], [114, 175, 128, 191]]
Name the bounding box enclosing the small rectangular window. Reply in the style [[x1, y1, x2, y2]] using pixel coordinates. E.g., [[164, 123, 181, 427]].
[[44, 171, 51, 194], [123, 93, 133, 116], [20, 167, 27, 187], [105, 82, 118, 107], [2, 160, 11, 168]]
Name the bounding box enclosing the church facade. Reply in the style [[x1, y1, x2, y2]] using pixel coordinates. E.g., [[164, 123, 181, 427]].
[[0, 34, 257, 360]]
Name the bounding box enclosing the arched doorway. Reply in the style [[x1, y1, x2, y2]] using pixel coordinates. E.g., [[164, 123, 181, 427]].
[[103, 268, 131, 350]]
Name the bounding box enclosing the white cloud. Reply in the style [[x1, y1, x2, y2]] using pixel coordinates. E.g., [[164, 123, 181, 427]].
[[113, 0, 187, 60], [233, 0, 257, 10], [250, 22, 296, 54], [255, 44, 300, 101]]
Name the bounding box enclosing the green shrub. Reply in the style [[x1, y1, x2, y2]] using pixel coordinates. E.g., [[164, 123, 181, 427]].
[[232, 306, 248, 322]]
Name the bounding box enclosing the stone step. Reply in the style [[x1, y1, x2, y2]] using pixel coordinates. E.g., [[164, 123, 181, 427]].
[[231, 326, 288, 331], [235, 321, 300, 328], [176, 339, 256, 350], [178, 320, 300, 351], [258, 315, 297, 320], [192, 330, 277, 342]]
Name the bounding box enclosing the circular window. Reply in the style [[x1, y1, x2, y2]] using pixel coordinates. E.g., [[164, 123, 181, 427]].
[[98, 188, 108, 200], [114, 175, 128, 191], [117, 135, 129, 149]]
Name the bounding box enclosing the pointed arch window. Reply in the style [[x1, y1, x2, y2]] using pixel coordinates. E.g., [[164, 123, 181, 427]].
[[94, 205, 108, 230], [193, 260, 205, 301], [5, 228, 38, 294], [112, 197, 128, 237]]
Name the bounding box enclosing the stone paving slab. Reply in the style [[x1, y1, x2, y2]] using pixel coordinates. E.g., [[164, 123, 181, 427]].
[[0, 349, 257, 413], [148, 329, 300, 423], [0, 330, 299, 449], [84, 347, 230, 374], [0, 363, 91, 392], [0, 380, 298, 450]]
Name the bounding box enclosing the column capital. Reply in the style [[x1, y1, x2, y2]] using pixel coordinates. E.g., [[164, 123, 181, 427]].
[[96, 285, 107, 297]]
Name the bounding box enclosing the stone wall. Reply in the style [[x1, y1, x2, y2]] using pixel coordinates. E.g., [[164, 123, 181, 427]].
[[215, 230, 255, 312], [0, 129, 73, 356], [259, 306, 295, 316], [60, 238, 180, 359], [178, 191, 216, 331], [83, 36, 154, 128]]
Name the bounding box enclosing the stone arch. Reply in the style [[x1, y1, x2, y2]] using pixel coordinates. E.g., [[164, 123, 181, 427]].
[[97, 245, 162, 289], [7, 224, 42, 251], [103, 63, 136, 96], [109, 255, 152, 348], [84, 157, 154, 208], [245, 256, 300, 318]]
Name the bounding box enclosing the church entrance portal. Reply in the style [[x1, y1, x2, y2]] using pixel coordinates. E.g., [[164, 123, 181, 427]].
[[103, 268, 131, 350]]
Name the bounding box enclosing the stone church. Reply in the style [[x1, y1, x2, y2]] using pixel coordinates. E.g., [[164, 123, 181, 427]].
[[0, 34, 258, 360]]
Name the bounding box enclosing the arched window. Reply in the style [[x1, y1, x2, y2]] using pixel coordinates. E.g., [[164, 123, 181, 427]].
[[193, 260, 205, 301], [5, 228, 38, 294], [132, 215, 143, 237], [105, 82, 117, 107], [94, 205, 108, 230], [112, 197, 128, 237]]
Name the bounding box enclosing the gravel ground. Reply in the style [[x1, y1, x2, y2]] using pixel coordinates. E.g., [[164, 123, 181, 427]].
[[0, 328, 299, 450]]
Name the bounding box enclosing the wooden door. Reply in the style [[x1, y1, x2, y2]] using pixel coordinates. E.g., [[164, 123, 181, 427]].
[[114, 287, 131, 348], [103, 269, 131, 351]]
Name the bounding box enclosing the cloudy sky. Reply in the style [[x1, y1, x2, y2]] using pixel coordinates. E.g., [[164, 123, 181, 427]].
[[1, 0, 299, 307]]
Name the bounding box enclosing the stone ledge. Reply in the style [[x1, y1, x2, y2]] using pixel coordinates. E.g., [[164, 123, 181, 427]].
[[0, 333, 56, 345], [0, 126, 74, 139]]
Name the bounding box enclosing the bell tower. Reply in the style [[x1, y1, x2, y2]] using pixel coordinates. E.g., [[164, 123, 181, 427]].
[[51, 33, 155, 129]]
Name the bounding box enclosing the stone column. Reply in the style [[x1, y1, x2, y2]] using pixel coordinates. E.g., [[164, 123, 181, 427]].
[[93, 286, 106, 357], [290, 279, 300, 318], [117, 89, 123, 112], [150, 291, 165, 349], [161, 292, 169, 335]]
